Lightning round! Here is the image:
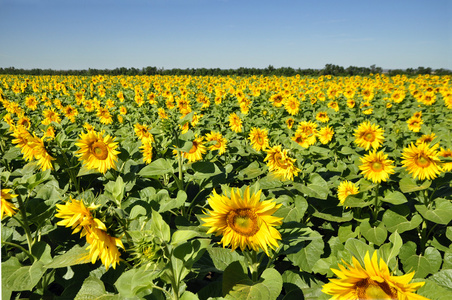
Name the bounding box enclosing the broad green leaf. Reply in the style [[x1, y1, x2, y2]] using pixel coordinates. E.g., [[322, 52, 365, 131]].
[[5, 260, 46, 291], [32, 241, 53, 264], [312, 256, 338, 277], [115, 267, 162, 298], [399, 177, 431, 193], [381, 190, 408, 205], [416, 278, 452, 300], [180, 291, 199, 300], [207, 247, 246, 271], [338, 224, 358, 243], [343, 193, 372, 208], [282, 270, 327, 300], [223, 262, 283, 300], [25, 169, 51, 191], [360, 220, 387, 246], [192, 161, 222, 178], [277, 195, 308, 223], [312, 209, 353, 223], [171, 229, 202, 246], [159, 190, 187, 213], [237, 161, 265, 180], [45, 244, 91, 269], [74, 275, 116, 300], [382, 206, 423, 233], [138, 158, 173, 177], [430, 269, 452, 291], [344, 239, 375, 265], [415, 199, 452, 225], [104, 176, 125, 205], [286, 229, 324, 273], [297, 173, 330, 200], [402, 247, 442, 278], [150, 210, 171, 243]]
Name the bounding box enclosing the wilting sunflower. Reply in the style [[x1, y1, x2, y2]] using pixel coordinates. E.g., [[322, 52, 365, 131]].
[[228, 113, 243, 133], [182, 136, 207, 163], [359, 150, 395, 183], [264, 145, 300, 181], [401, 142, 442, 181], [354, 121, 385, 151], [322, 251, 427, 300], [202, 187, 283, 256], [318, 126, 334, 144], [75, 130, 120, 174], [248, 127, 269, 151], [1, 189, 18, 219], [55, 197, 107, 238], [438, 148, 452, 172], [337, 181, 359, 205], [205, 131, 227, 155], [85, 228, 124, 270]]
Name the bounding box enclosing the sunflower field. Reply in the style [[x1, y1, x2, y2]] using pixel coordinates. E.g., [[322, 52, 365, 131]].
[[1, 73, 452, 299]]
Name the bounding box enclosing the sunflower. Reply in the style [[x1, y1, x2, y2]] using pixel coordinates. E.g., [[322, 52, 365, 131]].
[[316, 111, 329, 123], [269, 93, 284, 107], [26, 134, 55, 171], [228, 113, 243, 133], [286, 118, 295, 129], [205, 131, 227, 155], [202, 187, 283, 256], [415, 133, 436, 145], [42, 108, 61, 125], [25, 95, 39, 110], [75, 130, 120, 174], [85, 228, 124, 270], [55, 197, 107, 238], [354, 121, 385, 151], [97, 107, 113, 125], [438, 148, 452, 172], [328, 101, 339, 112], [318, 126, 334, 144], [248, 127, 269, 151], [264, 145, 300, 181], [134, 123, 154, 142], [1, 189, 18, 219], [140, 138, 153, 164], [401, 143, 442, 181], [337, 181, 359, 205], [347, 99, 356, 108], [284, 96, 300, 115], [407, 117, 423, 132], [322, 251, 427, 300], [359, 150, 395, 183], [182, 136, 207, 163]]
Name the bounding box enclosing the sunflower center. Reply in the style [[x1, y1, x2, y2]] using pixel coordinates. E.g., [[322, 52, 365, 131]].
[[416, 155, 431, 168], [356, 278, 397, 300], [226, 208, 260, 237], [91, 142, 109, 160], [371, 161, 383, 172], [189, 141, 199, 154], [256, 135, 264, 145], [364, 132, 375, 142], [274, 153, 290, 169]]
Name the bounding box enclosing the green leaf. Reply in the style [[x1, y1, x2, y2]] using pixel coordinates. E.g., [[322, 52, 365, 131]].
[[277, 195, 308, 223], [115, 267, 162, 298], [415, 198, 452, 225], [45, 244, 91, 269], [192, 161, 222, 179], [104, 176, 125, 205], [159, 190, 187, 213], [286, 228, 324, 273], [282, 270, 326, 300], [74, 275, 112, 300], [381, 190, 408, 205], [399, 176, 431, 193], [25, 169, 51, 191], [430, 269, 452, 290], [4, 260, 46, 291], [237, 161, 265, 180], [180, 291, 199, 300], [344, 239, 375, 265], [312, 256, 338, 277], [402, 247, 442, 278], [297, 173, 329, 200], [416, 278, 452, 300], [338, 224, 358, 243], [207, 247, 246, 271], [138, 158, 173, 177], [32, 241, 53, 264], [360, 220, 387, 246], [382, 206, 423, 233], [342, 193, 372, 208], [223, 261, 283, 300], [150, 210, 171, 243]]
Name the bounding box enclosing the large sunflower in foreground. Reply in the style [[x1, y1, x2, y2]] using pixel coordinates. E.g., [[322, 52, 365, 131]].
[[401, 142, 442, 181], [202, 187, 283, 256], [359, 150, 395, 183], [322, 251, 428, 300], [75, 130, 120, 174], [354, 121, 384, 151]]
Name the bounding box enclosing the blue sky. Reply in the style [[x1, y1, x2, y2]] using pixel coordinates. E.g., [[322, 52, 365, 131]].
[[0, 0, 451, 70]]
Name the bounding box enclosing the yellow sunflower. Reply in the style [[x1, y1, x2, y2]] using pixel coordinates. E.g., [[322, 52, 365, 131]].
[[205, 131, 227, 155], [337, 181, 359, 205], [182, 136, 207, 163], [264, 145, 300, 181], [322, 251, 427, 300], [438, 148, 452, 172], [85, 228, 124, 270], [248, 127, 269, 152], [140, 138, 153, 164], [75, 130, 120, 174], [354, 121, 385, 151], [1, 189, 18, 219], [202, 187, 283, 256], [284, 96, 300, 115], [286, 118, 295, 129], [316, 111, 330, 123], [228, 113, 243, 133], [55, 197, 107, 238], [401, 143, 442, 181], [134, 123, 154, 142], [359, 150, 395, 183], [318, 126, 335, 144], [26, 134, 55, 171], [407, 117, 423, 132], [415, 133, 436, 146]]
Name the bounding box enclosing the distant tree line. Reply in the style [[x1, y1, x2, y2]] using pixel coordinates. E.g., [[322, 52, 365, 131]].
[[0, 64, 450, 76]]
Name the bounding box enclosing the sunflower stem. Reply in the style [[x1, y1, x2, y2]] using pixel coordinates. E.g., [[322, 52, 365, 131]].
[[15, 196, 35, 257], [1, 241, 35, 262], [373, 183, 380, 222], [61, 150, 80, 192]]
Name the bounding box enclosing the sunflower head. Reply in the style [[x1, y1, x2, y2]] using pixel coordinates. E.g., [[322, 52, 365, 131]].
[[202, 186, 283, 256]]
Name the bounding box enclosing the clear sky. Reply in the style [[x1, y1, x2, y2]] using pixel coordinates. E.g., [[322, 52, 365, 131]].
[[0, 0, 451, 70]]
